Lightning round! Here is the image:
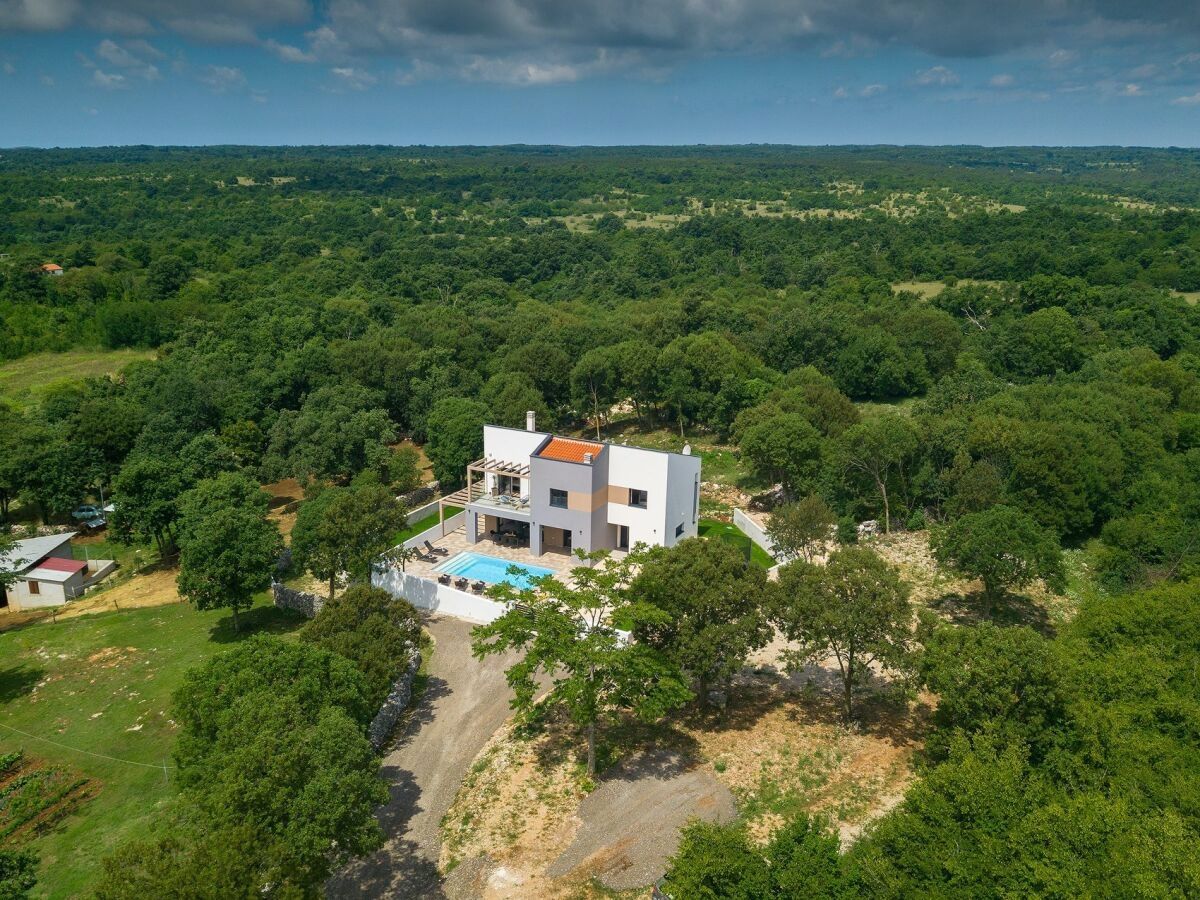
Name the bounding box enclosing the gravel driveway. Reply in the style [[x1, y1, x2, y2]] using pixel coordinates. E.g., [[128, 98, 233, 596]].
[[547, 748, 737, 890], [328, 616, 520, 899]]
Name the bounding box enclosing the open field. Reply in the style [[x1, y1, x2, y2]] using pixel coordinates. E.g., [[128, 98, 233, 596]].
[[0, 349, 154, 408], [0, 595, 303, 898], [890, 279, 1005, 299]]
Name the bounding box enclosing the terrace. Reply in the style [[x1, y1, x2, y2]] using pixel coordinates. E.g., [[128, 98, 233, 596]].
[[439, 456, 532, 519], [392, 523, 581, 586]]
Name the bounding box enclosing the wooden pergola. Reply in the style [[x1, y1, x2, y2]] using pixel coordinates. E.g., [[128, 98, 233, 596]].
[[437, 457, 532, 535]]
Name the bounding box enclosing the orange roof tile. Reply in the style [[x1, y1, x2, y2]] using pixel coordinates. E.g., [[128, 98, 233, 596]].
[[537, 437, 603, 464], [41, 263, 62, 271]]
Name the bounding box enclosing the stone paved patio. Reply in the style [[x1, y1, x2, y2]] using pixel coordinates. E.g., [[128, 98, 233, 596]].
[[399, 525, 581, 585]]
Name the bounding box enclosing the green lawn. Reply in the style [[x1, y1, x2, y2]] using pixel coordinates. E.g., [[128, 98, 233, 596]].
[[0, 594, 303, 898], [699, 518, 776, 569], [391, 505, 462, 546], [0, 348, 155, 410]]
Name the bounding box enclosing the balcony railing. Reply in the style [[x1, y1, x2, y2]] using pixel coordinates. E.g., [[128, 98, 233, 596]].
[[442, 482, 531, 513]]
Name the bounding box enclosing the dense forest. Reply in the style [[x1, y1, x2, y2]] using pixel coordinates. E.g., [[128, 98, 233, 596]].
[[2, 145, 1200, 895]]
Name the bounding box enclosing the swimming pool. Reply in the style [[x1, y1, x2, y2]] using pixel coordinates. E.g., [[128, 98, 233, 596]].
[[436, 551, 556, 590]]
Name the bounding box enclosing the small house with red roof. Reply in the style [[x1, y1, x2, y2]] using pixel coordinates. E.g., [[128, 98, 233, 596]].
[[40, 262, 63, 276], [1, 533, 115, 610]]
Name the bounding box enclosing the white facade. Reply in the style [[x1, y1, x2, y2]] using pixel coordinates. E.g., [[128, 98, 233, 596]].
[[466, 418, 701, 556]]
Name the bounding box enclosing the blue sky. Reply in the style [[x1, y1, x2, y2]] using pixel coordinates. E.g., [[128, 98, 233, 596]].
[[2, 1, 1199, 147]]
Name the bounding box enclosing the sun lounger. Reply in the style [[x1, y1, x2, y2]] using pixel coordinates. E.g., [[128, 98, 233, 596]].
[[472, 580, 486, 593], [437, 573, 451, 585], [424, 540, 449, 556], [454, 576, 469, 590]]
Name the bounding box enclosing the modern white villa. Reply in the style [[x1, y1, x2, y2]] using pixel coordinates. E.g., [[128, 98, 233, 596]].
[[373, 413, 701, 622], [439, 412, 701, 557]]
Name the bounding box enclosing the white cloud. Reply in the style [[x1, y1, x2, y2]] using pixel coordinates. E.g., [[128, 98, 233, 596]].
[[457, 57, 580, 85], [914, 65, 959, 86], [1, 60, 13, 75], [0, 0, 78, 31], [989, 73, 1015, 88], [199, 64, 246, 92], [820, 36, 876, 58], [124, 38, 164, 59], [1171, 91, 1200, 105], [1048, 48, 1078, 67], [166, 16, 260, 43], [39, 73, 54, 85], [832, 85, 848, 98], [96, 38, 160, 79], [250, 89, 268, 103], [264, 38, 314, 63], [1118, 82, 1143, 96], [860, 83, 887, 97], [91, 69, 128, 89], [330, 66, 377, 90]]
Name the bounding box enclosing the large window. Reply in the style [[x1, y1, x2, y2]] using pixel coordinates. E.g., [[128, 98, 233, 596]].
[[629, 488, 648, 509], [549, 488, 568, 509]]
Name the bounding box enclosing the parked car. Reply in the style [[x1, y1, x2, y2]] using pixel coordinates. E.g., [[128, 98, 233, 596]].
[[77, 515, 106, 532], [71, 505, 103, 521]]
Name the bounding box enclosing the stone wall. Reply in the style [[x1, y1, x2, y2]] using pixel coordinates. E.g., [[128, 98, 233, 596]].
[[271, 582, 423, 750], [271, 582, 326, 618], [368, 647, 422, 751], [398, 481, 440, 508]]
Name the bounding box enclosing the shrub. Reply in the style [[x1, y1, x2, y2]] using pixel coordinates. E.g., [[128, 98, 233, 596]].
[[300, 585, 421, 707]]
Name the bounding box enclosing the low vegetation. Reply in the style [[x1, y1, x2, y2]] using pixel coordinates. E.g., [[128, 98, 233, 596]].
[[0, 595, 302, 897]]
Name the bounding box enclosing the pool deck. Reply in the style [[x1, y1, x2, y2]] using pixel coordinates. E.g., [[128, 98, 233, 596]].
[[398, 525, 583, 586]]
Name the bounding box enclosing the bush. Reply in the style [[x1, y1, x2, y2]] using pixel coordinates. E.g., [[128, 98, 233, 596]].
[[300, 585, 421, 707], [836, 516, 858, 545], [662, 817, 844, 898]]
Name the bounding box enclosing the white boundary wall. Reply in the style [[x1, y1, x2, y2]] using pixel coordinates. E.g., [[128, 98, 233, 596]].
[[733, 509, 784, 563], [372, 565, 506, 623], [402, 511, 466, 551], [405, 498, 442, 525]]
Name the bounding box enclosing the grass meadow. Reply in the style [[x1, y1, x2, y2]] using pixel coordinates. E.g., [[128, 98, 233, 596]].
[[0, 595, 303, 898]]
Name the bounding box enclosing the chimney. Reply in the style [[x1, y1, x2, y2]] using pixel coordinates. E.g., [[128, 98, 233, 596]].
[[583, 452, 593, 464], [526, 410, 536, 432], [682, 444, 692, 456]]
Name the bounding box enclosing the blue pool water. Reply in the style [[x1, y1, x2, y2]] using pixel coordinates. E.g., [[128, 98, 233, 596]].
[[437, 551, 555, 590]]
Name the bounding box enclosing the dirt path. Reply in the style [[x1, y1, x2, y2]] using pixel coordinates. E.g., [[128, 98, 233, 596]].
[[328, 616, 522, 899], [546, 748, 736, 891]]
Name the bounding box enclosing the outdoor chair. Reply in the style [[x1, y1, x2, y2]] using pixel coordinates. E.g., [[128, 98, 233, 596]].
[[472, 580, 486, 593], [437, 573, 451, 585], [424, 540, 449, 556], [454, 576, 469, 590]]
